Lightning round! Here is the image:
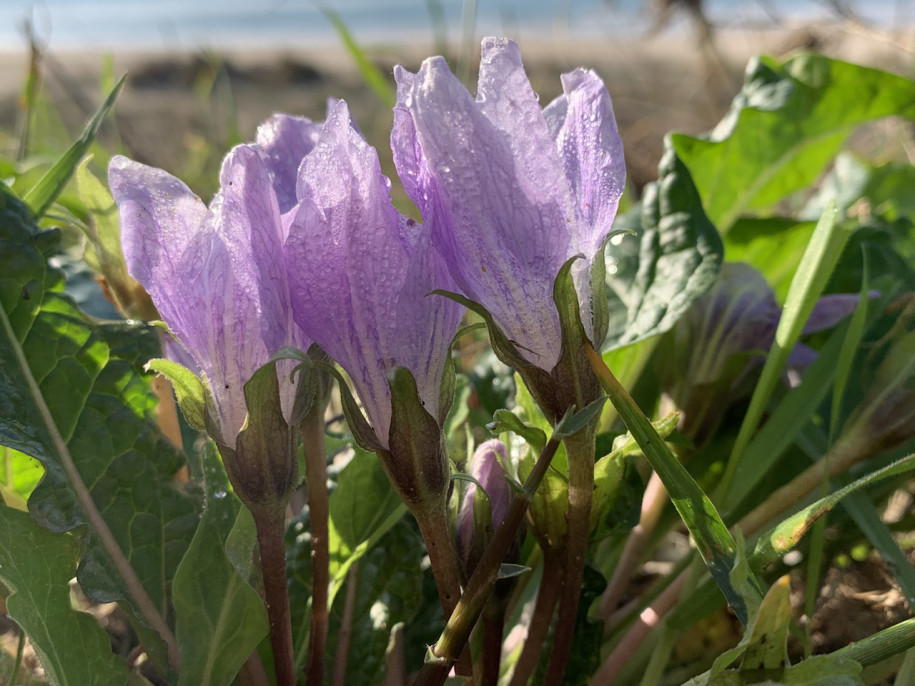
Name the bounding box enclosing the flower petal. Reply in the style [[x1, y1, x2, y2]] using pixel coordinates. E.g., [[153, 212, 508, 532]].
[[255, 114, 323, 214], [543, 68, 626, 259], [110, 155, 212, 358], [393, 41, 571, 369], [287, 100, 461, 443]]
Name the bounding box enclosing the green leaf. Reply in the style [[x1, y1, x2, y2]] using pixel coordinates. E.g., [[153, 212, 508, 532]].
[[23, 76, 125, 219], [752, 454, 915, 563], [603, 141, 723, 350], [487, 409, 546, 455], [723, 218, 817, 302], [325, 520, 425, 686], [672, 54, 915, 231], [0, 188, 200, 662], [174, 511, 268, 686], [1, 445, 44, 507], [740, 575, 791, 671], [718, 200, 848, 502], [0, 505, 128, 685], [147, 358, 208, 432], [321, 8, 395, 108], [587, 346, 762, 624]]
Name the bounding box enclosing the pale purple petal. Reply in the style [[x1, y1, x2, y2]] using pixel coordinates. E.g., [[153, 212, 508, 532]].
[[286, 100, 461, 445], [207, 145, 311, 427], [802, 293, 873, 335], [393, 38, 625, 370], [112, 149, 309, 446], [110, 155, 214, 362], [543, 68, 626, 260], [256, 114, 323, 214]]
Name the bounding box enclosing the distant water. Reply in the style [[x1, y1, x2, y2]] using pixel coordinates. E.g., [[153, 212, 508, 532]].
[[0, 0, 909, 52]]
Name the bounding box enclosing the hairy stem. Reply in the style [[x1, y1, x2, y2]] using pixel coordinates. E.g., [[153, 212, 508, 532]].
[[253, 507, 296, 686], [301, 409, 329, 686], [544, 425, 597, 685], [0, 306, 180, 670], [508, 551, 562, 686], [413, 502, 465, 620]]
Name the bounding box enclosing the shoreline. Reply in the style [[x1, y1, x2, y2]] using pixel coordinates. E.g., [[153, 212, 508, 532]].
[[1, 22, 911, 188]]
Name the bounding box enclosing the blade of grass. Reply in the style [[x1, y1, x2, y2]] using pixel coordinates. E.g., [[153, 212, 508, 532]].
[[321, 8, 395, 108], [717, 199, 848, 502], [23, 75, 125, 219], [586, 345, 763, 625], [830, 256, 871, 444], [723, 322, 846, 517]]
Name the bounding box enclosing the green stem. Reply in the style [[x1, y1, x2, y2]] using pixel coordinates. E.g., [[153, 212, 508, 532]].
[[414, 435, 563, 686], [8, 629, 24, 686], [412, 502, 464, 620], [508, 551, 562, 686], [253, 507, 296, 686], [543, 423, 597, 686], [301, 409, 329, 686]]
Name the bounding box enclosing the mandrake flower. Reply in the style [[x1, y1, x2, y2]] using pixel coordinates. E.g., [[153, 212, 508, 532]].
[[284, 99, 464, 457], [110, 141, 311, 451], [392, 37, 625, 381]]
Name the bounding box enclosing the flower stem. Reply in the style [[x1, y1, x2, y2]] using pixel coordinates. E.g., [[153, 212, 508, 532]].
[[253, 507, 296, 686], [332, 560, 360, 686], [412, 502, 465, 619], [301, 409, 329, 686], [508, 550, 562, 686], [544, 424, 597, 685], [480, 603, 507, 686]]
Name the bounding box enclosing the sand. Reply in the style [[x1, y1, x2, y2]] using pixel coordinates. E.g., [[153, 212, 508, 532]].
[[0, 19, 911, 192]]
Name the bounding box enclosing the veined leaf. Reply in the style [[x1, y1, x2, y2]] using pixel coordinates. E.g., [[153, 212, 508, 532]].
[[603, 141, 723, 350], [0, 505, 128, 685], [0, 183, 200, 667]]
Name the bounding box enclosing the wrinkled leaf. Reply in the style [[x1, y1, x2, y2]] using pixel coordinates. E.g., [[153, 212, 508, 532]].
[[0, 186, 201, 663], [603, 142, 723, 350], [0, 506, 128, 685]]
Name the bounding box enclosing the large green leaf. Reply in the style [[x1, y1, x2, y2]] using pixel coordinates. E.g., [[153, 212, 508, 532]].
[[672, 54, 915, 231], [0, 184, 201, 659], [603, 142, 723, 350], [0, 505, 128, 685], [173, 444, 268, 686]]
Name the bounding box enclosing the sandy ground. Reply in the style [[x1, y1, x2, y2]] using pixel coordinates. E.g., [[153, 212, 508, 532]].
[[0, 19, 912, 192]]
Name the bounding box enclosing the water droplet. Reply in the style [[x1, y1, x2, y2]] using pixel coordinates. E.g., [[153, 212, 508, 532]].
[[610, 234, 625, 246], [213, 491, 227, 500]]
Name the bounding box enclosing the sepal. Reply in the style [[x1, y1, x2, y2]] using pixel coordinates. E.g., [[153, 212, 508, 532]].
[[218, 359, 297, 512], [383, 366, 450, 507], [314, 360, 385, 453], [145, 358, 209, 432]]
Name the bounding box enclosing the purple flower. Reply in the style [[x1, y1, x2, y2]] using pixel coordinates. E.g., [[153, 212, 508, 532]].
[[284, 100, 464, 448], [110, 142, 311, 448], [392, 37, 625, 372], [662, 262, 870, 441], [456, 440, 512, 572]]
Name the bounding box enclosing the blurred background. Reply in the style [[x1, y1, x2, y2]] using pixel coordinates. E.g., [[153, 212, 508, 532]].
[[0, 0, 912, 197]]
